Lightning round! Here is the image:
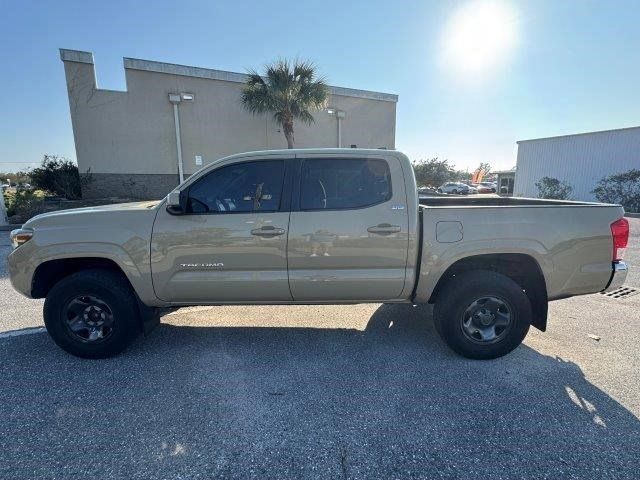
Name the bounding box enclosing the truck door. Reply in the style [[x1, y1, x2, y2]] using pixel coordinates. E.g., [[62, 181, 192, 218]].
[[287, 154, 409, 301], [150, 157, 292, 303]]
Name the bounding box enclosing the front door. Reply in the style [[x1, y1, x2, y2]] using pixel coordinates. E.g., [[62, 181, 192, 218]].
[[151, 158, 292, 303], [287, 155, 409, 301]]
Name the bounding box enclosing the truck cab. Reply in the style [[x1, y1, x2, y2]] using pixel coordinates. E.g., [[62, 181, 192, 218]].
[[152, 150, 414, 303]]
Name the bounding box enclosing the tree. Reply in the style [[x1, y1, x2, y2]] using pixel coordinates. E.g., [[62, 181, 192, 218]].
[[592, 169, 640, 213], [535, 177, 573, 200], [412, 158, 466, 187], [241, 59, 328, 148], [478, 162, 491, 175], [29, 155, 92, 200]]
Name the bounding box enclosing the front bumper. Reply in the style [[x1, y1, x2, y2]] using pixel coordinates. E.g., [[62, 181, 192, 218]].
[[603, 261, 628, 292]]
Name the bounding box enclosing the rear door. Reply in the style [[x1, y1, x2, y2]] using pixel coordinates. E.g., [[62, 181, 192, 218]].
[[287, 153, 409, 301]]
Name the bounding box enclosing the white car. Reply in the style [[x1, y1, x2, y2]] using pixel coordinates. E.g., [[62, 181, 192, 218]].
[[437, 182, 470, 194]]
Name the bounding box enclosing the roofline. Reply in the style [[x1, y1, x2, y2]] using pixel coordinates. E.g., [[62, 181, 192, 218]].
[[59, 48, 398, 103], [517, 125, 640, 144], [59, 49, 94, 64]]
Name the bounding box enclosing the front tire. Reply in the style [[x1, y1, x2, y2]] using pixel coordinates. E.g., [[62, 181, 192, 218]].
[[44, 269, 141, 358], [433, 271, 531, 359]]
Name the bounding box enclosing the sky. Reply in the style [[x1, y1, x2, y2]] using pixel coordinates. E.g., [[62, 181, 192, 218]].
[[1, 0, 640, 172]]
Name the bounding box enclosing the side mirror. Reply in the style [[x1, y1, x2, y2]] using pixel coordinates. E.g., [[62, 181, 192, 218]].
[[166, 190, 185, 215]]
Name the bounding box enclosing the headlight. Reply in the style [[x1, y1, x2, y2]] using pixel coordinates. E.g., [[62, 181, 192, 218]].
[[10, 228, 33, 249]]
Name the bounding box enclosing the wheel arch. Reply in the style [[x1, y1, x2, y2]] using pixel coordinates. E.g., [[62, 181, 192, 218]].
[[32, 257, 160, 335], [428, 253, 548, 331], [32, 257, 132, 299]]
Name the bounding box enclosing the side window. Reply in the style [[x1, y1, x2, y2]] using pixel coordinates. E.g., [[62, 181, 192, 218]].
[[300, 158, 391, 210], [187, 160, 285, 214]]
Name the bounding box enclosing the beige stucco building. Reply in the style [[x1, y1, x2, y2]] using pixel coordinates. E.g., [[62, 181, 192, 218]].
[[60, 49, 398, 199]]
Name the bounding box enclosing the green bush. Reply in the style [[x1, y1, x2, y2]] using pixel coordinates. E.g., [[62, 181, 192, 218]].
[[29, 155, 92, 200], [4, 188, 46, 220], [592, 169, 640, 213], [535, 177, 573, 200]]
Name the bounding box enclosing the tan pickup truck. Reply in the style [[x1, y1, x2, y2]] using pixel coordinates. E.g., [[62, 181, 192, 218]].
[[8, 149, 629, 359]]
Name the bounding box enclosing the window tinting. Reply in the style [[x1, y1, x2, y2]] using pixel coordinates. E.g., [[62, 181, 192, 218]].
[[300, 158, 391, 210], [187, 160, 284, 214]]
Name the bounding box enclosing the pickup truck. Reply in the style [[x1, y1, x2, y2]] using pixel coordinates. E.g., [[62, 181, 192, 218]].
[[8, 149, 629, 360]]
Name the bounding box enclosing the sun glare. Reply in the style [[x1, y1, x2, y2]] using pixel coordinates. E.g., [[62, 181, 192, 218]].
[[442, 0, 518, 74]]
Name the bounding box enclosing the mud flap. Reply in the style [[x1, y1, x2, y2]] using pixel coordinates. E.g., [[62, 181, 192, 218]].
[[136, 297, 160, 336], [531, 299, 548, 332]]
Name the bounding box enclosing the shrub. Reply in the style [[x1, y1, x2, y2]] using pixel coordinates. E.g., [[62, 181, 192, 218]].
[[592, 169, 640, 213], [29, 155, 92, 200], [4, 188, 46, 220], [535, 177, 573, 200]]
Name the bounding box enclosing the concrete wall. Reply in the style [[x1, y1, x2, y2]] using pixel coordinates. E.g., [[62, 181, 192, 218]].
[[61, 50, 398, 199], [514, 127, 640, 201]]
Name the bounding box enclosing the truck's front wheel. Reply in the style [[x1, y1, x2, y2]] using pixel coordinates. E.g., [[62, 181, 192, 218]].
[[43, 269, 140, 358], [433, 271, 531, 359]]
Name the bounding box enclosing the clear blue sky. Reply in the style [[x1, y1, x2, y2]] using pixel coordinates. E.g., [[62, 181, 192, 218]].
[[2, 0, 639, 172]]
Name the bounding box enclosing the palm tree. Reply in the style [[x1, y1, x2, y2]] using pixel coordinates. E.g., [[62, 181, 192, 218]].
[[241, 59, 328, 149]]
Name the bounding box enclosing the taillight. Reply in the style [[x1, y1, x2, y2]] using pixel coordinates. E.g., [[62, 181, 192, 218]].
[[611, 218, 629, 261]]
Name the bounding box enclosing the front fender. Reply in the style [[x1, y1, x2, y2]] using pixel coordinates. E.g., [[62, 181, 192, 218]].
[[8, 239, 160, 306]]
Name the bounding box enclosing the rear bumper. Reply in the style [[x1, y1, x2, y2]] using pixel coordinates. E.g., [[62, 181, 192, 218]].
[[602, 261, 628, 292]]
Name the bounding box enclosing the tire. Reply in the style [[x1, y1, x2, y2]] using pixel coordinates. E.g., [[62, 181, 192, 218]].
[[43, 269, 141, 358], [433, 271, 531, 359]]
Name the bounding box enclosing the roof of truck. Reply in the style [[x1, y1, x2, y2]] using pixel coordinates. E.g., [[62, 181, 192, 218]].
[[218, 148, 401, 159]]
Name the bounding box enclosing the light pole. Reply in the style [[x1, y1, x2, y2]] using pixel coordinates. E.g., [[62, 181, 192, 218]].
[[168, 93, 195, 184], [326, 108, 346, 147]]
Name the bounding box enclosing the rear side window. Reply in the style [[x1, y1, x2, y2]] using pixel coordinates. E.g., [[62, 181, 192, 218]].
[[300, 158, 392, 210], [187, 160, 284, 214]]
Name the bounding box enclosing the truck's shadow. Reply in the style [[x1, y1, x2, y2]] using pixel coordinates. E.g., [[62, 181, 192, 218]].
[[1, 304, 639, 479]]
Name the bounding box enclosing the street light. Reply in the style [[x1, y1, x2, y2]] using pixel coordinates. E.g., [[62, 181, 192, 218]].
[[326, 108, 346, 147], [168, 93, 195, 184]]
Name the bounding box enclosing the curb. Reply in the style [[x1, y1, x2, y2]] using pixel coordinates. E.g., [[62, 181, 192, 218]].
[[625, 212, 640, 218]]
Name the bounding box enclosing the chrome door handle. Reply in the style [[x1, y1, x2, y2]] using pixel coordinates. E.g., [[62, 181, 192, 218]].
[[251, 226, 286, 237], [367, 223, 401, 235]]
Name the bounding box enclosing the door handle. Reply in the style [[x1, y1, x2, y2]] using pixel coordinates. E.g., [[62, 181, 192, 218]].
[[251, 226, 286, 237], [367, 223, 401, 235]]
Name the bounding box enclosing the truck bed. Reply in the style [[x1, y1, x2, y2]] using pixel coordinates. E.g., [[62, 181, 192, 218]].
[[413, 198, 625, 304]]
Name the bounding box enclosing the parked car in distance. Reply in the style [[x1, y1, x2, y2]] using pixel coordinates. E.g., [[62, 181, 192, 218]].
[[473, 182, 497, 194], [418, 186, 447, 197], [437, 182, 470, 194], [8, 148, 629, 361]]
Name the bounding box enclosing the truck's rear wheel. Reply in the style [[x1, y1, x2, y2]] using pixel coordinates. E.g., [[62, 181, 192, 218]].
[[433, 271, 531, 359], [43, 269, 140, 358]]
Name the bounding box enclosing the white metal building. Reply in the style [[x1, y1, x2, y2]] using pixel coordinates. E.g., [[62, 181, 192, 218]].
[[514, 126, 640, 201]]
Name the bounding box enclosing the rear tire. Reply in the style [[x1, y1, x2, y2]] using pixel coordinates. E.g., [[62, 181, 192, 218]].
[[433, 271, 531, 359], [44, 269, 140, 358]]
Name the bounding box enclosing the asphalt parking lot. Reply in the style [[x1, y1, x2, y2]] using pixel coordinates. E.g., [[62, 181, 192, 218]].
[[1, 219, 639, 479]]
